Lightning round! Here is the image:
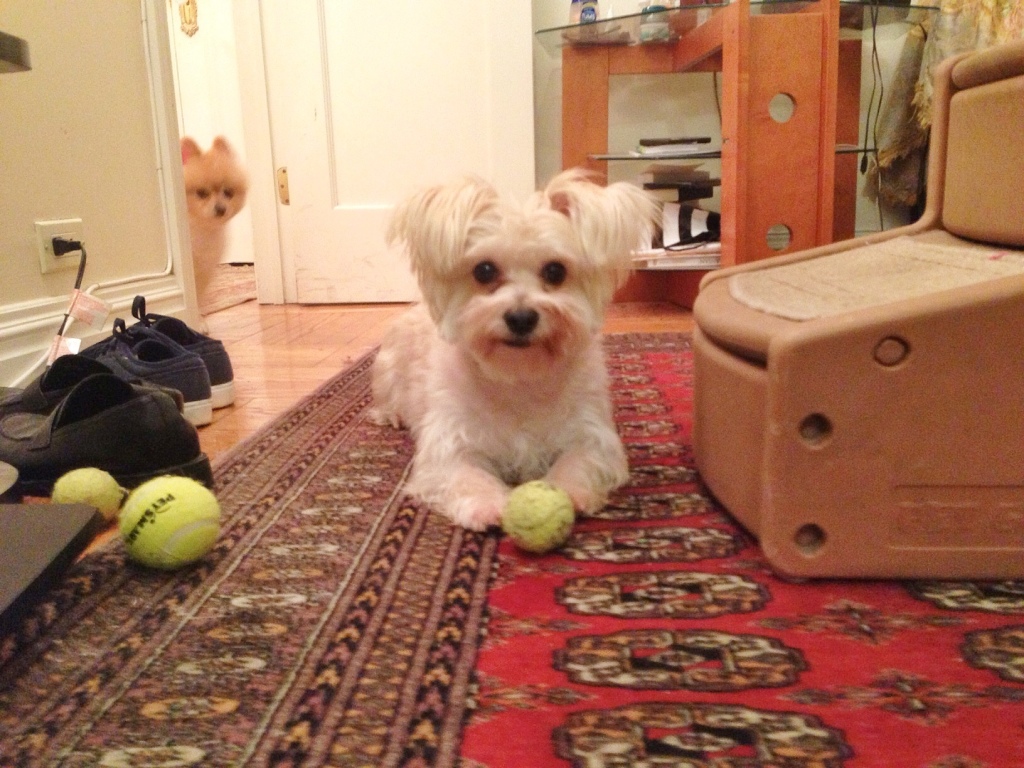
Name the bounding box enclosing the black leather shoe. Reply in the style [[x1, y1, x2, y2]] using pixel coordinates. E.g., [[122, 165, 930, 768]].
[[1, 354, 186, 420], [0, 355, 112, 418], [0, 373, 213, 497]]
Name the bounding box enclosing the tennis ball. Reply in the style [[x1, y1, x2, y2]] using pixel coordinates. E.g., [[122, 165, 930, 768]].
[[52, 468, 126, 521], [119, 475, 220, 570], [501, 480, 575, 554]]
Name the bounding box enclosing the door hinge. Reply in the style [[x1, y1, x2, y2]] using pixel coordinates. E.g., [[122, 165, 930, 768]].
[[276, 167, 290, 205]]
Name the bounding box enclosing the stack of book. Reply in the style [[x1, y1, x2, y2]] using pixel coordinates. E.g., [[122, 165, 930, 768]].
[[633, 156, 723, 271], [633, 243, 720, 270], [639, 161, 719, 203]]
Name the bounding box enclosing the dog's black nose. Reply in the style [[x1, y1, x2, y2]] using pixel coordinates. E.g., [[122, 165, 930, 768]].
[[504, 308, 539, 337]]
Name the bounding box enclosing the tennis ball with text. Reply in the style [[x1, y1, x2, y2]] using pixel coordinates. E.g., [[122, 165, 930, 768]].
[[119, 475, 220, 570]]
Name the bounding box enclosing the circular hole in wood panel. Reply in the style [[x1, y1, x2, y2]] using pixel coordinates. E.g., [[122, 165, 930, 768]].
[[794, 524, 826, 556], [799, 413, 832, 445], [769, 92, 796, 123], [766, 224, 792, 251]]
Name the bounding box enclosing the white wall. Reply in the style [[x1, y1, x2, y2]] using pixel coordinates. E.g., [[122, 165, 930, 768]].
[[0, 1, 192, 385], [532, 0, 568, 186]]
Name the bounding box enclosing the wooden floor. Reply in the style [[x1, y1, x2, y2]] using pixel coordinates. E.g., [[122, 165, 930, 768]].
[[198, 300, 693, 464]]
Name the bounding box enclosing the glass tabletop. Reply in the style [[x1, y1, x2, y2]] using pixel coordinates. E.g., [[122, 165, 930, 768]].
[[536, 1, 938, 51]]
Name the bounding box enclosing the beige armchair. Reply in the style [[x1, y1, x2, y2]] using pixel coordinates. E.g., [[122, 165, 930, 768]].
[[691, 40, 1024, 578]]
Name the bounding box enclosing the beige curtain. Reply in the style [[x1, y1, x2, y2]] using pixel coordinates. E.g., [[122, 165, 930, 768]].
[[865, 0, 1024, 209]]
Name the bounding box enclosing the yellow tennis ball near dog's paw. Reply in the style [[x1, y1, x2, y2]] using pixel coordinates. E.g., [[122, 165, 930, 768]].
[[119, 475, 220, 570], [501, 480, 575, 554], [52, 468, 127, 521]]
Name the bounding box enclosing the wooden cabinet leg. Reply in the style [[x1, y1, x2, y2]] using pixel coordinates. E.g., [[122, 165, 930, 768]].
[[562, 46, 610, 176]]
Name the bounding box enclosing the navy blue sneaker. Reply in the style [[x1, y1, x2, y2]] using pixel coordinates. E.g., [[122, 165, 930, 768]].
[[81, 319, 213, 426], [131, 296, 235, 409]]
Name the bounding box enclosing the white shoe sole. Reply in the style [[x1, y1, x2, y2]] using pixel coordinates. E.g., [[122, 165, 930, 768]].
[[183, 398, 213, 427], [211, 380, 236, 409]]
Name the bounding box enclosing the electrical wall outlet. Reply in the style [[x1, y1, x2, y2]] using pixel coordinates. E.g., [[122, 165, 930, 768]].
[[36, 218, 84, 274]]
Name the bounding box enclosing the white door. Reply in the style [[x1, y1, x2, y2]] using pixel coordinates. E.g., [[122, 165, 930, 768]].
[[165, 1, 255, 269], [259, 1, 536, 303]]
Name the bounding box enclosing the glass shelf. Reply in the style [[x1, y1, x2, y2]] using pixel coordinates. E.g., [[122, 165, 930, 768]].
[[836, 0, 938, 32], [590, 149, 723, 161], [535, 3, 728, 51], [753, 0, 938, 20], [597, 145, 888, 161], [536, 1, 937, 52]]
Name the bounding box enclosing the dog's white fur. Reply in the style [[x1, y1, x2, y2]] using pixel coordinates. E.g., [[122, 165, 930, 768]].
[[369, 169, 659, 530]]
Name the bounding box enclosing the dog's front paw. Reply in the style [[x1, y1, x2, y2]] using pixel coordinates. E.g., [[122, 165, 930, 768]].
[[545, 450, 626, 516], [561, 485, 607, 516], [447, 492, 507, 532], [366, 406, 401, 429], [544, 470, 613, 516], [409, 460, 510, 531], [450, 495, 505, 532]]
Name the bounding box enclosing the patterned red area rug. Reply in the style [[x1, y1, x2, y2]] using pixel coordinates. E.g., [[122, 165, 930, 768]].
[[1, 333, 1023, 768], [464, 335, 1024, 768]]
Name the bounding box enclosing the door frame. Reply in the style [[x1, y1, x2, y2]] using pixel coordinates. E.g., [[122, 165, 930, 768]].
[[233, 1, 287, 304]]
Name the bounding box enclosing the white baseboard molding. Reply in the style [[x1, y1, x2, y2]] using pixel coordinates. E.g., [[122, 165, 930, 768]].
[[0, 275, 185, 387]]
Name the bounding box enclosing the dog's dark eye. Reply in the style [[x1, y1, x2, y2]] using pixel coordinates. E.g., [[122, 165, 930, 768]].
[[541, 261, 567, 286], [195, 188, 210, 200], [223, 188, 235, 199], [473, 261, 499, 285]]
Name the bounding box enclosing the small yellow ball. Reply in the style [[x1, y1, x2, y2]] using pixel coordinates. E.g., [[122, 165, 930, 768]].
[[501, 480, 575, 554], [119, 475, 220, 570], [52, 468, 126, 521]]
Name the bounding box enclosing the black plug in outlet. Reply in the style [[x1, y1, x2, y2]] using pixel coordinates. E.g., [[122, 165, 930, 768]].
[[52, 237, 83, 257]]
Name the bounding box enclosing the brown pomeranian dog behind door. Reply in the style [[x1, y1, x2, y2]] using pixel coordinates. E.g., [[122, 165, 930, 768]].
[[181, 136, 248, 327]]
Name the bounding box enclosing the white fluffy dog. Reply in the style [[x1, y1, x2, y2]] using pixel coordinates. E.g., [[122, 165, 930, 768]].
[[370, 169, 658, 530]]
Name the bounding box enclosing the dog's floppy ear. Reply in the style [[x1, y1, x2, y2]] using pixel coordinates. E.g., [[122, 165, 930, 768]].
[[544, 168, 660, 293], [387, 177, 502, 316]]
